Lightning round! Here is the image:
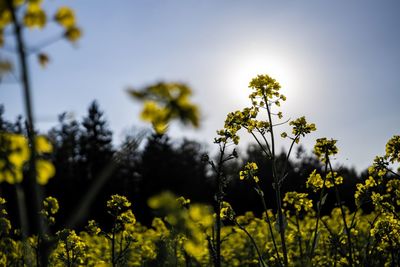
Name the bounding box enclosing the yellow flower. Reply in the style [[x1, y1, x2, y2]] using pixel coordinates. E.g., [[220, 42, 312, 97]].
[[1, 133, 55, 185], [313, 137, 338, 162], [289, 116, 316, 137], [65, 26, 82, 42], [23, 3, 46, 29], [129, 82, 199, 134], [283, 191, 313, 213], [385, 135, 400, 163], [36, 159, 55, 185], [239, 162, 259, 183], [54, 6, 75, 28], [36, 135, 53, 153]]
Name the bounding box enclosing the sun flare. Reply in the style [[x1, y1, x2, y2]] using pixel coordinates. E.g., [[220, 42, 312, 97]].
[[226, 52, 297, 106]]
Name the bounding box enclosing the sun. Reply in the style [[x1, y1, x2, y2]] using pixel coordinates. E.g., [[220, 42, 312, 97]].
[[224, 51, 297, 106]]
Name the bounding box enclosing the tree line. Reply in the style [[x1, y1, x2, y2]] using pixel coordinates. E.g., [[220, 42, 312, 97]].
[[0, 101, 365, 230]]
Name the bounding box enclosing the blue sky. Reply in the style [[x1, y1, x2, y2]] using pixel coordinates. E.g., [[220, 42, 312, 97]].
[[1, 0, 400, 171]]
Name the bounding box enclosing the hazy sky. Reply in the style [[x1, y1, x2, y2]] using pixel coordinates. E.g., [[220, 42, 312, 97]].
[[1, 0, 400, 171]]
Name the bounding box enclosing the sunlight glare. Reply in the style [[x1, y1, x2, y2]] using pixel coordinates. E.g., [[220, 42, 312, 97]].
[[225, 52, 297, 107]]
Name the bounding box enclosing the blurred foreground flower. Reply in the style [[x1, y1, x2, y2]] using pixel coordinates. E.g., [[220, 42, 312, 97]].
[[128, 82, 200, 134], [0, 133, 55, 185]]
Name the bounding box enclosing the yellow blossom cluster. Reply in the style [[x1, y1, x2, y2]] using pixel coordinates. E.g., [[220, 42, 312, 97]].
[[239, 162, 260, 183], [0, 1, 82, 47], [283, 192, 313, 213], [385, 135, 400, 163], [248, 74, 286, 107], [313, 138, 338, 162], [0, 133, 55, 185], [306, 169, 344, 192], [283, 116, 317, 143], [129, 82, 199, 134]]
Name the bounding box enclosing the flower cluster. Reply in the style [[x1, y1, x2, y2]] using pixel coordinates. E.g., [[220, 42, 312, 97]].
[[106, 194, 131, 216], [306, 169, 343, 192], [52, 229, 88, 266], [54, 7, 82, 42], [313, 138, 338, 162], [283, 192, 313, 213], [385, 135, 400, 163], [0, 1, 82, 49], [40, 196, 59, 225], [354, 176, 380, 206], [283, 116, 317, 143], [370, 214, 400, 251], [248, 74, 286, 107], [239, 162, 260, 183], [368, 156, 389, 177], [220, 201, 235, 221], [215, 128, 240, 145], [0, 133, 55, 185], [129, 82, 199, 134], [0, 197, 11, 237]]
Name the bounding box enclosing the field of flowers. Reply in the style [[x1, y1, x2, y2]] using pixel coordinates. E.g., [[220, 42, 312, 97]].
[[1, 74, 400, 267]]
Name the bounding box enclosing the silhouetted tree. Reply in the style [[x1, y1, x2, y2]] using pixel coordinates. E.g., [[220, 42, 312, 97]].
[[79, 101, 113, 181], [47, 113, 81, 224]]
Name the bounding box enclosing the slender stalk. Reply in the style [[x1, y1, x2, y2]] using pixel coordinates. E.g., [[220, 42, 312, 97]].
[[265, 98, 288, 266], [235, 221, 266, 267], [309, 158, 328, 262], [248, 129, 270, 158], [15, 183, 29, 238], [295, 213, 304, 265], [6, 1, 49, 265], [111, 230, 116, 267], [255, 126, 272, 156], [65, 243, 71, 267], [255, 183, 283, 267], [213, 142, 226, 267], [279, 134, 300, 181], [327, 159, 353, 267], [386, 168, 400, 178]]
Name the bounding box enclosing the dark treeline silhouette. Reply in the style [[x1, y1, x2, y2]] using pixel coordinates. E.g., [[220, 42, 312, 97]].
[[0, 101, 365, 230]]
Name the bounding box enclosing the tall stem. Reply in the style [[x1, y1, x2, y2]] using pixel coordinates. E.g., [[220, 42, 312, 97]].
[[15, 183, 29, 238], [295, 213, 304, 265], [255, 183, 282, 267], [235, 221, 266, 267], [309, 157, 328, 263], [265, 99, 288, 266], [214, 142, 226, 267], [111, 230, 116, 267], [6, 1, 49, 265], [327, 160, 353, 267]]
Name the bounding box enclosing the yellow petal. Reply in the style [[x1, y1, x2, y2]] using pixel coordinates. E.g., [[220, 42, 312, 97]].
[[54, 6, 75, 28], [35, 135, 53, 153], [36, 160, 55, 185], [64, 26, 82, 42]]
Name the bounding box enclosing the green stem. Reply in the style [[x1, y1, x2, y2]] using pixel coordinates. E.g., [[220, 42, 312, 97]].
[[265, 99, 288, 266], [279, 134, 300, 181], [111, 229, 116, 267], [15, 183, 29, 238], [255, 183, 282, 267], [309, 158, 328, 263], [235, 221, 266, 267], [295, 213, 304, 265], [327, 159, 353, 267], [6, 1, 49, 265], [214, 142, 226, 267]]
